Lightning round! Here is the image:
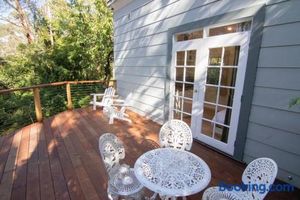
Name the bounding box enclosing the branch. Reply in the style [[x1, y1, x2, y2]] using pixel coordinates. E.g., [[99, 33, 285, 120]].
[[0, 16, 22, 28], [3, 0, 18, 11]]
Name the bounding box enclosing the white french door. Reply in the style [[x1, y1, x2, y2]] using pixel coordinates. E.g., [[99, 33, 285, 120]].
[[170, 32, 250, 155]]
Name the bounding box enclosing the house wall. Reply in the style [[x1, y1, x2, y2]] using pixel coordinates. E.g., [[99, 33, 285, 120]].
[[112, 0, 300, 187]]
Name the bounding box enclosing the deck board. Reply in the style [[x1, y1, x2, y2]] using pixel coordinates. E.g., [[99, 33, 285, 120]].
[[26, 124, 40, 200], [56, 111, 99, 200], [44, 119, 70, 200], [0, 107, 299, 200], [0, 129, 23, 200], [51, 114, 85, 200], [11, 125, 30, 200]]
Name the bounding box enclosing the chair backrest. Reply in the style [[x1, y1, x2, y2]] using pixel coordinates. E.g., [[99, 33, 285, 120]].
[[159, 119, 193, 151], [101, 87, 115, 106], [242, 158, 278, 200], [99, 133, 125, 175], [104, 87, 115, 97]]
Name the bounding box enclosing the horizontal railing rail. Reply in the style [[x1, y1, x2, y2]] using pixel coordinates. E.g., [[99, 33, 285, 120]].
[[0, 80, 107, 94], [0, 80, 116, 135]]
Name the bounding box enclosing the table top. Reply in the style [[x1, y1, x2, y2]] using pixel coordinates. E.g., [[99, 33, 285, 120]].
[[134, 148, 211, 197]]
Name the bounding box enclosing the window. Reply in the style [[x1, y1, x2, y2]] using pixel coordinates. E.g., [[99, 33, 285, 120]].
[[209, 21, 251, 37], [176, 30, 203, 41], [173, 50, 197, 126], [201, 46, 240, 143]]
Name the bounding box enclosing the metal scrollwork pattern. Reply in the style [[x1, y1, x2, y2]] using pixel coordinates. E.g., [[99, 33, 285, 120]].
[[134, 148, 211, 197], [242, 158, 278, 200], [99, 133, 125, 173], [159, 120, 193, 151], [99, 133, 143, 199], [202, 158, 278, 200]]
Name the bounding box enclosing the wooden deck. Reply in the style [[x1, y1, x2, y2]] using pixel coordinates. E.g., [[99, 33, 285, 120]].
[[0, 108, 298, 200]]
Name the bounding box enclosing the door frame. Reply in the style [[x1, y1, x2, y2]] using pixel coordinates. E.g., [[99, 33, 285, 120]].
[[165, 5, 265, 160], [170, 32, 250, 155]]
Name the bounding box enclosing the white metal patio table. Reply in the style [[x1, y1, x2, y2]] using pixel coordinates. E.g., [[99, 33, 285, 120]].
[[134, 148, 211, 199]]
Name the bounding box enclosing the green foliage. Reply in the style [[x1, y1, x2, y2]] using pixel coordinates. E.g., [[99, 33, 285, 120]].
[[1, 0, 113, 85], [289, 97, 300, 108], [0, 92, 36, 134], [0, 0, 113, 135]]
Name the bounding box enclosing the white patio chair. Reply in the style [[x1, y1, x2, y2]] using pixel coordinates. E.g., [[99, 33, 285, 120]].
[[103, 93, 133, 124], [90, 87, 117, 110], [99, 133, 143, 200], [159, 119, 193, 151], [202, 157, 278, 200]]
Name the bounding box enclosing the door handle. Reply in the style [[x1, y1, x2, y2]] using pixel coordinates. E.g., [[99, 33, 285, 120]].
[[194, 89, 198, 93]]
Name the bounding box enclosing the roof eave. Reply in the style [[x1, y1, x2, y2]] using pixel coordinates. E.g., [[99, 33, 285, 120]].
[[107, 0, 133, 11]]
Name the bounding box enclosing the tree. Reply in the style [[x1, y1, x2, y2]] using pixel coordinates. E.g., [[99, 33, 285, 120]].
[[0, 0, 113, 86], [0, 0, 113, 135], [0, 0, 36, 44]]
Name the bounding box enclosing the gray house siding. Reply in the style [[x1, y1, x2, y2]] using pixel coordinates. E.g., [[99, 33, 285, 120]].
[[112, 0, 300, 187], [244, 0, 300, 187]]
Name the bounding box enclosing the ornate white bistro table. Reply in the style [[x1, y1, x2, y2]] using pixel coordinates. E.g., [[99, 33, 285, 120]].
[[134, 148, 211, 199]]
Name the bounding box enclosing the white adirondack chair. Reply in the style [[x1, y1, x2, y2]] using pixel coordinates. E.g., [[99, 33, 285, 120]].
[[90, 87, 117, 110], [103, 93, 132, 124], [202, 158, 278, 200]]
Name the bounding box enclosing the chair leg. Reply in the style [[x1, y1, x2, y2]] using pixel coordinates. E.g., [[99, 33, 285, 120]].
[[124, 118, 132, 124], [107, 186, 119, 200], [109, 116, 114, 124], [93, 95, 96, 110]]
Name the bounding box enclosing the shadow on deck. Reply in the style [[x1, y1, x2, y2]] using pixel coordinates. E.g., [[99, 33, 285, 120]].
[[0, 107, 298, 200]]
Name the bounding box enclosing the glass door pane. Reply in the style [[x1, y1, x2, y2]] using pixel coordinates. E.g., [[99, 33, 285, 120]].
[[200, 46, 240, 143], [172, 50, 196, 126]]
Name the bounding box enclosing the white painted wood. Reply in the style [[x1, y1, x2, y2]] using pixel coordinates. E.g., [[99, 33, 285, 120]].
[[254, 68, 300, 90], [113, 0, 150, 19], [252, 87, 300, 112], [116, 73, 165, 88], [259, 46, 300, 68], [117, 81, 164, 99], [247, 122, 300, 155], [115, 66, 166, 78], [262, 22, 300, 47], [115, 1, 264, 44], [266, 0, 290, 6], [115, 0, 179, 28], [115, 56, 167, 67], [114, 0, 217, 35], [249, 105, 300, 135], [115, 44, 167, 59], [115, 32, 167, 51], [265, 0, 300, 26]]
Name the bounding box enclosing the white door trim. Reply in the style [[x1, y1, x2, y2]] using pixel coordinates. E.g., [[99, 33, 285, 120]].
[[170, 32, 250, 155]]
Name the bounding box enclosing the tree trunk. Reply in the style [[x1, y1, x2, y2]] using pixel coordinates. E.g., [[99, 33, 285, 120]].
[[13, 0, 34, 44]]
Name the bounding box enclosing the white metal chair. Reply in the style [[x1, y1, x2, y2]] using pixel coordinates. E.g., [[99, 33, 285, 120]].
[[202, 158, 278, 200], [159, 119, 193, 151], [103, 93, 133, 124], [99, 133, 143, 200], [90, 87, 117, 110], [147, 120, 193, 200]]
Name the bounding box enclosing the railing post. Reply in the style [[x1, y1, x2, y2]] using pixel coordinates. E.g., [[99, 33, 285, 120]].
[[66, 83, 73, 110], [33, 88, 43, 122], [108, 79, 116, 88]]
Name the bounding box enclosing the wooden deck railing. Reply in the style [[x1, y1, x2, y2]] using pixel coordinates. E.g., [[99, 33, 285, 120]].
[[0, 80, 116, 135]]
